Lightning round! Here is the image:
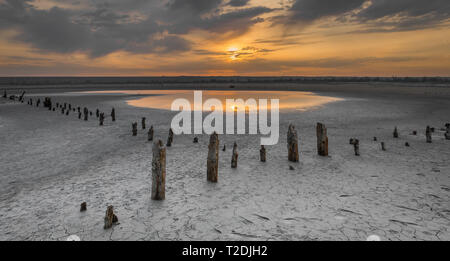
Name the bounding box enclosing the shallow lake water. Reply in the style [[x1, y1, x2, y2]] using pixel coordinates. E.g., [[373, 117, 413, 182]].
[[83, 90, 343, 112]]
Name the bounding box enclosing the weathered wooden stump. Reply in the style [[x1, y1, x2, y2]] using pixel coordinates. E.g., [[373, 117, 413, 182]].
[[80, 202, 87, 212], [53, 108, 55, 111], [132, 123, 138, 136], [68, 104, 71, 111], [61, 108, 65, 114], [111, 108, 116, 122], [381, 142, 386, 151], [43, 97, 52, 110], [96, 109, 100, 118], [405, 142, 410, 147], [152, 140, 166, 200], [193, 137, 199, 143], [316, 123, 328, 156], [373, 137, 377, 141], [426, 126, 432, 143], [445, 123, 450, 140], [2, 90, 6, 98], [393, 127, 399, 138], [99, 113, 105, 126], [207, 132, 219, 183], [289, 165, 295, 170], [78, 112, 82, 119], [148, 126, 154, 141], [260, 145, 266, 162], [103, 206, 118, 229], [66, 109, 69, 116], [231, 142, 238, 168], [36, 99, 41, 107], [166, 128, 174, 147], [431, 127, 435, 133], [83, 108, 89, 121], [77, 107, 80, 113], [223, 145, 226, 152], [142, 117, 146, 130], [89, 111, 93, 116], [350, 139, 360, 156], [413, 131, 417, 135], [287, 124, 299, 162]]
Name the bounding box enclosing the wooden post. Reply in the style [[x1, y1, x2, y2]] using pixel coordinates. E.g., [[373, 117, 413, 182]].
[[148, 126, 154, 141], [36, 99, 40, 107], [103, 206, 118, 229], [99, 113, 105, 126], [152, 140, 166, 200], [166, 128, 174, 147], [373, 137, 377, 141], [381, 142, 386, 151], [2, 89, 6, 98], [260, 145, 266, 162], [61, 108, 65, 114], [287, 124, 299, 162], [207, 132, 219, 183], [353, 139, 359, 156], [393, 127, 399, 138], [96, 109, 100, 118], [445, 123, 450, 140], [426, 126, 432, 143], [78, 112, 82, 119], [193, 137, 199, 143], [223, 145, 226, 152], [80, 202, 87, 212], [142, 117, 146, 130], [66, 109, 69, 116], [111, 108, 116, 122], [316, 123, 328, 156], [83, 107, 88, 121], [231, 142, 238, 168], [132, 123, 138, 136]]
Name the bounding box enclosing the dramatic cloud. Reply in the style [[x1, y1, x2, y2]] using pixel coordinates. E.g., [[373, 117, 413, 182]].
[[228, 0, 251, 7]]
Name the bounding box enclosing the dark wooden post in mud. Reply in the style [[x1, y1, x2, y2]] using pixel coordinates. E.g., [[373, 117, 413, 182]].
[[19, 91, 25, 102], [231, 142, 238, 168], [287, 124, 299, 162], [426, 126, 432, 143], [350, 139, 360, 156], [83, 107, 89, 121], [111, 108, 116, 122], [96, 109, 100, 118], [260, 145, 266, 162], [166, 128, 174, 147], [316, 123, 328, 156], [36, 99, 41, 107], [68, 104, 71, 111], [80, 202, 87, 212], [2, 89, 6, 98], [132, 123, 138, 136], [99, 113, 105, 126], [193, 137, 199, 143], [44, 97, 52, 110], [29, 98, 33, 106], [152, 140, 166, 200], [207, 132, 219, 183], [222, 145, 226, 152], [148, 126, 154, 141], [66, 109, 69, 116], [142, 117, 146, 130], [61, 108, 65, 114], [78, 112, 82, 119], [393, 127, 399, 138], [445, 123, 450, 140], [381, 142, 386, 151], [104, 206, 118, 229]]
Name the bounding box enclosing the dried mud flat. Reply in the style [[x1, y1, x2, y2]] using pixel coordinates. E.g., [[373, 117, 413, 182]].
[[0, 83, 449, 241]]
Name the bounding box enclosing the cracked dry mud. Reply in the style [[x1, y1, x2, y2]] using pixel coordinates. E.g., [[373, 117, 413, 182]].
[[0, 84, 449, 241]]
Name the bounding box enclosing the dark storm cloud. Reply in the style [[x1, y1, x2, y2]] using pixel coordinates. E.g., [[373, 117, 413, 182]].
[[276, 0, 450, 32], [0, 0, 272, 57], [228, 0, 251, 7]]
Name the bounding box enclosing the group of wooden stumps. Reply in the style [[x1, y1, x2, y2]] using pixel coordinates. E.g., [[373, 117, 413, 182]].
[[2, 90, 117, 125], [349, 125, 450, 156], [4, 89, 450, 230]]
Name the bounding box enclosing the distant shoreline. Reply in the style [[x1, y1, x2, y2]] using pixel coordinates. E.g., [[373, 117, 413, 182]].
[[0, 76, 449, 86]]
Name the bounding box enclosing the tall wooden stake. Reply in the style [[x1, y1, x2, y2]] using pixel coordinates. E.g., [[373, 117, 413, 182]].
[[207, 132, 219, 182], [152, 140, 166, 200], [316, 123, 328, 156], [287, 124, 299, 162]]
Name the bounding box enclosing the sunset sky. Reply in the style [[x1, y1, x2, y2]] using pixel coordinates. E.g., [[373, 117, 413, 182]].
[[0, 0, 449, 76]]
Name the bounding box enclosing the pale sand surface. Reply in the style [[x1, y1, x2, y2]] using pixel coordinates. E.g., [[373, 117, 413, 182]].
[[0, 83, 449, 241]]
